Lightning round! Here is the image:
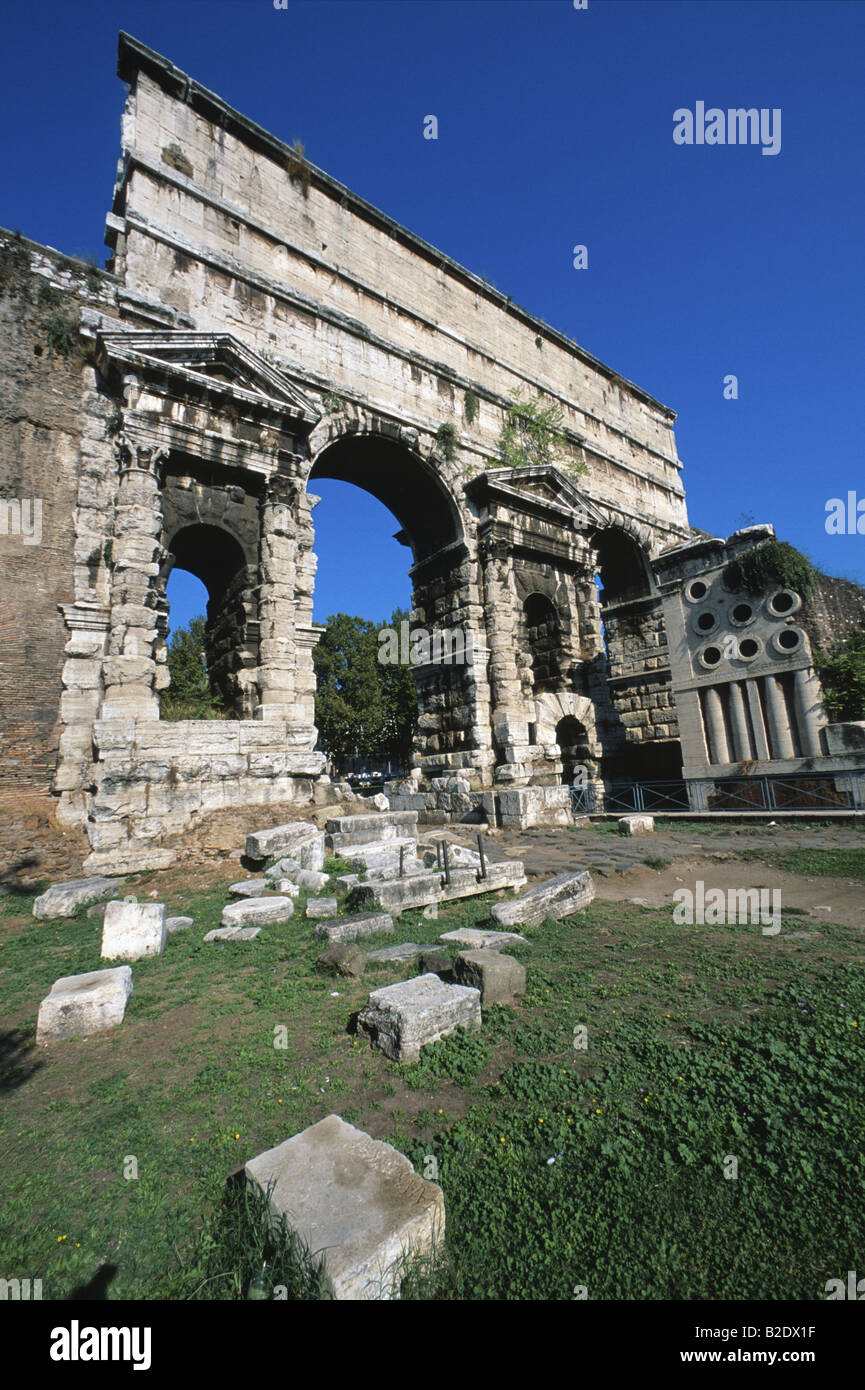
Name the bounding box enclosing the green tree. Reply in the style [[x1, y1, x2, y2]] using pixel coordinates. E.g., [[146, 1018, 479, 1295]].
[[313, 613, 387, 767], [378, 606, 419, 765], [161, 615, 224, 720]]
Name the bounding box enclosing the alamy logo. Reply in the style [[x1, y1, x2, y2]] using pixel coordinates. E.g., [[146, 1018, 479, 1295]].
[[0, 1277, 42, 1300], [49, 1321, 152, 1371], [673, 103, 781, 156], [378, 621, 476, 667], [673, 881, 781, 935], [825, 492, 865, 535], [825, 1270, 865, 1300], [0, 497, 42, 545]]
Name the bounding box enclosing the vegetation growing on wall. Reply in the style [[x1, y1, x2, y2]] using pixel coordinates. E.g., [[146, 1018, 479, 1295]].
[[284, 138, 311, 198], [161, 143, 194, 179], [723, 539, 817, 598], [814, 630, 865, 721], [498, 390, 584, 476], [436, 422, 458, 462], [464, 389, 479, 425]]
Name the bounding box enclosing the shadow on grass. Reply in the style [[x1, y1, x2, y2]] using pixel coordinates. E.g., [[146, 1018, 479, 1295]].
[[68, 1264, 119, 1300], [0, 855, 44, 896], [0, 1028, 44, 1093]]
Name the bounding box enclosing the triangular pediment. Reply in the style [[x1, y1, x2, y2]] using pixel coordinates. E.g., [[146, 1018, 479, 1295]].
[[468, 465, 609, 529], [97, 331, 317, 421]]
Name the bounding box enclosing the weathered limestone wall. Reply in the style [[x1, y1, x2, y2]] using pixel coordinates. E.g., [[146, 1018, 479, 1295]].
[[109, 37, 689, 545]]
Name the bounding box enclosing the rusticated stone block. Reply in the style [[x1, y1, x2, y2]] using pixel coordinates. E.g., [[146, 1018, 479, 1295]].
[[220, 896, 294, 927], [314, 912, 394, 943], [101, 900, 167, 960], [454, 949, 525, 1006]]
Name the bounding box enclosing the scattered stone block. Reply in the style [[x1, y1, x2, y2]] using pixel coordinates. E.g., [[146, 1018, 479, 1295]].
[[244, 1114, 444, 1299], [228, 878, 272, 898], [166, 915, 193, 932], [316, 942, 366, 978], [306, 897, 338, 919], [454, 950, 526, 1006], [33, 877, 122, 920], [36, 966, 133, 1044], [314, 912, 394, 944], [101, 900, 167, 961], [618, 815, 655, 835], [296, 869, 330, 891], [204, 925, 261, 942], [336, 873, 361, 891], [264, 856, 302, 880], [366, 942, 423, 964], [490, 871, 595, 928], [272, 879, 301, 897], [357, 973, 481, 1062], [221, 896, 294, 928], [246, 822, 325, 870], [439, 927, 528, 951], [371, 793, 390, 811]]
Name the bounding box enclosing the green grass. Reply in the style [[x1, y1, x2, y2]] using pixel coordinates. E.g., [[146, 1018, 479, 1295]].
[[739, 847, 865, 882], [2, 848, 864, 1300]]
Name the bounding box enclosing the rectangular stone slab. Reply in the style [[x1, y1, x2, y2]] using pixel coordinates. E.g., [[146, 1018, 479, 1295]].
[[315, 913, 394, 943], [221, 896, 294, 927], [36, 966, 132, 1043], [101, 900, 167, 961], [439, 927, 529, 950], [204, 926, 261, 942], [305, 897, 339, 919], [33, 877, 122, 920], [490, 870, 595, 928], [324, 810, 418, 847], [245, 822, 325, 869], [349, 857, 526, 913], [357, 972, 481, 1062], [245, 1114, 444, 1300], [366, 942, 423, 963]]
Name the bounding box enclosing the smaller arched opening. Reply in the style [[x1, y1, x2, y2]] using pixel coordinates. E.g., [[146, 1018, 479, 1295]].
[[555, 715, 591, 785], [592, 527, 652, 606], [523, 592, 562, 694], [159, 523, 259, 718]]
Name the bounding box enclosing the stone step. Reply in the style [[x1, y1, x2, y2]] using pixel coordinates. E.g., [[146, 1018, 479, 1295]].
[[246, 822, 325, 869], [244, 1115, 444, 1299], [327, 836, 419, 874], [324, 810, 418, 848]]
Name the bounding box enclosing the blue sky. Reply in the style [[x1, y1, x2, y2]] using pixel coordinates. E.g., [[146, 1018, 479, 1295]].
[[2, 0, 862, 630]]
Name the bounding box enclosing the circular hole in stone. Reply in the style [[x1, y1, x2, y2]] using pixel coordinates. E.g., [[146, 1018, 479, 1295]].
[[696, 611, 716, 631], [732, 602, 753, 623], [777, 628, 800, 650], [688, 580, 708, 601], [33, 344, 43, 357], [738, 637, 760, 658], [702, 645, 722, 666], [770, 591, 796, 614]]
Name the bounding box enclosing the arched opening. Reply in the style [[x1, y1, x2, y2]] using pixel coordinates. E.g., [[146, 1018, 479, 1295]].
[[522, 592, 562, 693], [593, 527, 652, 605], [555, 715, 590, 785], [308, 433, 471, 776], [159, 523, 258, 718]]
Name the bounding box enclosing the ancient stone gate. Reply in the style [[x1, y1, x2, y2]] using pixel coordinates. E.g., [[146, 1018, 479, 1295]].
[[5, 34, 860, 875]]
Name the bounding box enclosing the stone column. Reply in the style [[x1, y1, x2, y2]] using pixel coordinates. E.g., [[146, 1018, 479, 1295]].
[[727, 680, 752, 761], [745, 678, 770, 759], [794, 667, 824, 757], [101, 436, 167, 720], [479, 534, 528, 782], [763, 674, 796, 759], [703, 686, 730, 765], [255, 473, 300, 723]]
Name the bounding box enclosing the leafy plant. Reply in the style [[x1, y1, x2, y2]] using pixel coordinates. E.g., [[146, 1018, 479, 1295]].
[[43, 313, 77, 358], [436, 422, 458, 463], [464, 389, 479, 425], [321, 391, 345, 415], [498, 390, 583, 475], [814, 630, 865, 721], [723, 539, 817, 598], [160, 615, 226, 721]]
